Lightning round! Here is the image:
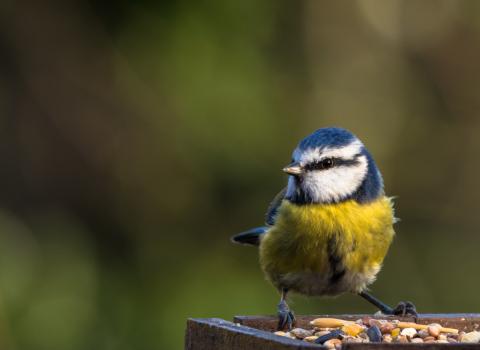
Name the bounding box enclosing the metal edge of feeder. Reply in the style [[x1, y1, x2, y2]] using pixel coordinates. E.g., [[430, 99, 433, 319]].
[[234, 314, 480, 333], [185, 317, 320, 350]]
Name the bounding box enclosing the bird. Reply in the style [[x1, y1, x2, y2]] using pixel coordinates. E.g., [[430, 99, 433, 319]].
[[232, 127, 417, 330]]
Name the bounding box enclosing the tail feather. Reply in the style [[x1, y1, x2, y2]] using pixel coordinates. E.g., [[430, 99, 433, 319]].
[[231, 226, 267, 246]]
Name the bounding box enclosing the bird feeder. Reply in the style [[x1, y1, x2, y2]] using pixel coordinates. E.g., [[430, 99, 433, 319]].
[[185, 314, 480, 349]]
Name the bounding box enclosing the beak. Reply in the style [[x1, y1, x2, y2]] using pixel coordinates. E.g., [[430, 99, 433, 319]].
[[282, 161, 303, 176]]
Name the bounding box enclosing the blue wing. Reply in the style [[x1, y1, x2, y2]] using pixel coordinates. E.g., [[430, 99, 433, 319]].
[[265, 187, 286, 226], [231, 226, 268, 246]]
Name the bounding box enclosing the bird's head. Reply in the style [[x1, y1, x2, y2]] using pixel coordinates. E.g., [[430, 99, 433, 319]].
[[284, 127, 383, 204]]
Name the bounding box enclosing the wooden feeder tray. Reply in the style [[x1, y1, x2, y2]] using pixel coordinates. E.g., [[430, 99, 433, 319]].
[[185, 314, 480, 349]]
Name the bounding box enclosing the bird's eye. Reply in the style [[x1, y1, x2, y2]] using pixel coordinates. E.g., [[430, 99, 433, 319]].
[[321, 158, 334, 169], [306, 158, 335, 171]]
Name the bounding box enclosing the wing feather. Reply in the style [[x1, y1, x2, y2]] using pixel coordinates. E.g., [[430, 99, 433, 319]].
[[265, 187, 287, 225]]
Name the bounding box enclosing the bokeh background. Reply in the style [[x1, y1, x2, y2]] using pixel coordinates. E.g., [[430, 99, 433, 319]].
[[1, 1, 480, 349]]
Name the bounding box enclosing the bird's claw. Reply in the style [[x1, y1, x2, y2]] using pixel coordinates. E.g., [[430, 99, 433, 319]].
[[390, 301, 418, 318], [277, 299, 296, 330]]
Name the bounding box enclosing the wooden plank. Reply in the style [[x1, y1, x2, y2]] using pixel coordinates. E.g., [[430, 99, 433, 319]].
[[185, 318, 319, 350]]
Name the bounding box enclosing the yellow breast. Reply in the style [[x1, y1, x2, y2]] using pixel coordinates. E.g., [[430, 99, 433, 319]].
[[259, 197, 395, 294]]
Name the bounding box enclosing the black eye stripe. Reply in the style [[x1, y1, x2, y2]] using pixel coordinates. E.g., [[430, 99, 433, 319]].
[[305, 154, 362, 171], [335, 157, 361, 166], [305, 158, 334, 171]]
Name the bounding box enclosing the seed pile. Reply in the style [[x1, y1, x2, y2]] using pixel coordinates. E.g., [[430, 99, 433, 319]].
[[273, 317, 480, 348]]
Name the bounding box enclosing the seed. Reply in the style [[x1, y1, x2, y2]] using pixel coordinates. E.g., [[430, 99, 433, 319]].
[[310, 318, 351, 328], [341, 323, 364, 337], [395, 321, 459, 334], [315, 330, 331, 337], [304, 336, 319, 342], [290, 328, 312, 339], [411, 338, 424, 343], [424, 336, 435, 342], [274, 331, 286, 336], [358, 332, 369, 340], [400, 327, 417, 338], [383, 334, 393, 343], [429, 323, 442, 328], [438, 334, 447, 341], [437, 340, 449, 343], [361, 317, 372, 325], [391, 328, 401, 338], [447, 337, 458, 343], [440, 326, 459, 334], [368, 319, 386, 328], [324, 338, 342, 349], [379, 322, 395, 334], [427, 323, 459, 335], [367, 325, 382, 342], [460, 331, 480, 343], [343, 336, 363, 343], [397, 335, 409, 343], [417, 329, 429, 338], [314, 329, 345, 344], [428, 325, 440, 337], [395, 321, 428, 330]]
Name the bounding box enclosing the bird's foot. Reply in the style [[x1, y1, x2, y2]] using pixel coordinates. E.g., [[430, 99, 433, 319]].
[[277, 299, 296, 330], [358, 292, 418, 318], [388, 301, 418, 318]]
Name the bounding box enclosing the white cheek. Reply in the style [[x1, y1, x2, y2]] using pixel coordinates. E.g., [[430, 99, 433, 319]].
[[303, 158, 368, 202]]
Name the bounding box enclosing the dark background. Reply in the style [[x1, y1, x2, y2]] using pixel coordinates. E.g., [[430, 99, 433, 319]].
[[0, 1, 479, 349]]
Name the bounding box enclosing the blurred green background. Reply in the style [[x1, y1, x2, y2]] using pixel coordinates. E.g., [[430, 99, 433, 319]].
[[1, 0, 480, 349]]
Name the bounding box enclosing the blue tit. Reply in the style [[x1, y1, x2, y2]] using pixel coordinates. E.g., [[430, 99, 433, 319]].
[[232, 127, 417, 330]]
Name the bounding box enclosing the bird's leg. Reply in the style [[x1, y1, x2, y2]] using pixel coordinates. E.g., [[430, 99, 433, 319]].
[[359, 291, 417, 317], [277, 288, 296, 330]]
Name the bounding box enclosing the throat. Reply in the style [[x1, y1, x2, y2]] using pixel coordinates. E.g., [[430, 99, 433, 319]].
[[285, 183, 352, 205], [285, 181, 316, 204]]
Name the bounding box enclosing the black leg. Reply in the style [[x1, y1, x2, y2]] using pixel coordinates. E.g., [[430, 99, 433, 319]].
[[359, 291, 417, 317], [277, 289, 296, 330]]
